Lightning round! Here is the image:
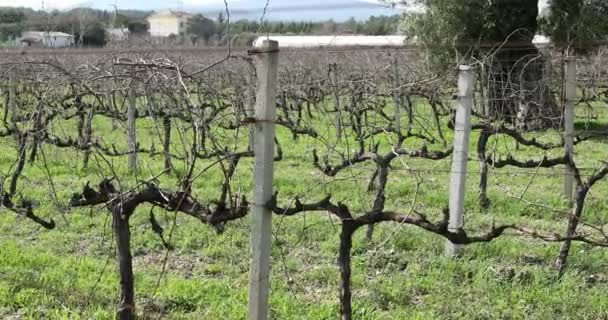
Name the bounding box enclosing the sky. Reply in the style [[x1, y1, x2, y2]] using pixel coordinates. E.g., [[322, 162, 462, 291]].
[[0, 0, 549, 22], [0, 0, 406, 21]]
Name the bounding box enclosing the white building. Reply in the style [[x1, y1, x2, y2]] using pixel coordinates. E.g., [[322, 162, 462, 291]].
[[147, 10, 192, 37], [19, 31, 75, 48]]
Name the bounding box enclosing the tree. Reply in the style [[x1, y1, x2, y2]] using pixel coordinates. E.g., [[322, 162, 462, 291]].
[[400, 0, 558, 128], [111, 12, 148, 35], [114, 14, 131, 28], [320, 20, 338, 34], [0, 9, 25, 41], [400, 0, 608, 127], [81, 22, 107, 47], [187, 14, 217, 46], [127, 20, 148, 35], [363, 15, 396, 35], [217, 12, 226, 39], [541, 0, 608, 53]]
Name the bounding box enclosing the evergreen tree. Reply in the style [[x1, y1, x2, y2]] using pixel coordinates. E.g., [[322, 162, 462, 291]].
[[399, 0, 596, 127]]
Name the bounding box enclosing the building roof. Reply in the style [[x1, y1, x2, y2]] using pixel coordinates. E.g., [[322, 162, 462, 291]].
[[147, 10, 193, 20], [19, 36, 42, 43], [22, 31, 75, 38], [253, 35, 553, 50]]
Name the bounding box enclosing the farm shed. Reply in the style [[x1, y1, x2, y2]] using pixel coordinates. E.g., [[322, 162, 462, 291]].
[[19, 31, 75, 48]]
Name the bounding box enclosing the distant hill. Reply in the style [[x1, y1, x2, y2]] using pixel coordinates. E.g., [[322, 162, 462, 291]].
[[116, 9, 154, 19], [2, 1, 405, 22], [184, 0, 401, 22]]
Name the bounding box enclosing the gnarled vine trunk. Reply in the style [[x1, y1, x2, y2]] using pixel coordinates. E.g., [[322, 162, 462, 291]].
[[338, 222, 355, 320], [113, 207, 135, 320]]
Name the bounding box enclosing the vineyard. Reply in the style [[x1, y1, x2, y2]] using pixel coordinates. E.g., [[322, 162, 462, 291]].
[[1, 44, 608, 319]]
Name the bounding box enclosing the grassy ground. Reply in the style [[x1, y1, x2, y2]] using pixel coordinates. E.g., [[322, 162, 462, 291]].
[[2, 101, 608, 320]]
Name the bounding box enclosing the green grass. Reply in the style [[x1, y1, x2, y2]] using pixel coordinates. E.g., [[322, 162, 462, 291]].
[[2, 100, 608, 319]]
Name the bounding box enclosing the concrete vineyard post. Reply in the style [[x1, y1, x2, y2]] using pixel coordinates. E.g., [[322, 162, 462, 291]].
[[445, 65, 475, 257], [248, 40, 278, 320], [563, 56, 576, 201], [246, 65, 256, 150]]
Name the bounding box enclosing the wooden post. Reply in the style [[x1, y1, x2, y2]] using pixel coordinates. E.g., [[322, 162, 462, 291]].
[[127, 83, 137, 173], [106, 90, 118, 131], [248, 39, 278, 320], [81, 105, 94, 168], [8, 73, 16, 122], [329, 63, 342, 138], [479, 65, 488, 118], [392, 54, 401, 135], [445, 65, 475, 257], [163, 115, 172, 171], [563, 56, 576, 201]]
